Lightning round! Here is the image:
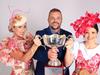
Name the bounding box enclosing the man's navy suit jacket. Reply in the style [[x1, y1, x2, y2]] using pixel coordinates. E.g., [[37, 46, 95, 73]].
[[33, 27, 72, 75]]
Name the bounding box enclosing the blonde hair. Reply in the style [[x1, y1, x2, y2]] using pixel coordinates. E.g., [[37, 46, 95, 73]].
[[8, 14, 27, 32]]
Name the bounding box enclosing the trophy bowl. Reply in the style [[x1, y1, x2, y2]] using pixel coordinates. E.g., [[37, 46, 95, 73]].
[[43, 34, 66, 48], [42, 34, 66, 66]]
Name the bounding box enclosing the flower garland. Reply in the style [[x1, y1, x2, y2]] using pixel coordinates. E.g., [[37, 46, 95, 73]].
[[70, 12, 100, 38]]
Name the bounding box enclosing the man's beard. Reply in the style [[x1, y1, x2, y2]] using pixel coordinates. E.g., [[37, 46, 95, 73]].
[[50, 22, 61, 30], [51, 26, 60, 30]]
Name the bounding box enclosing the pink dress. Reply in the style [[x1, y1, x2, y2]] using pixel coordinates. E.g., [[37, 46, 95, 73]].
[[72, 42, 100, 75], [0, 34, 34, 75]]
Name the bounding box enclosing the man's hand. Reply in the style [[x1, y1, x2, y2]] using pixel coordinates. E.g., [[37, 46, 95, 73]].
[[48, 46, 58, 61]]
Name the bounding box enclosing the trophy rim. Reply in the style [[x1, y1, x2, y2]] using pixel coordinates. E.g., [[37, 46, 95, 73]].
[[43, 34, 66, 47]]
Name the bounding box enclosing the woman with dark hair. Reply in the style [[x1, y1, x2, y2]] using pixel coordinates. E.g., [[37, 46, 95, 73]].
[[64, 12, 100, 75], [0, 13, 41, 75]]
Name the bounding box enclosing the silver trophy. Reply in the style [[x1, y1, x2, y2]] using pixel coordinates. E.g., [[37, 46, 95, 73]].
[[42, 34, 66, 66]]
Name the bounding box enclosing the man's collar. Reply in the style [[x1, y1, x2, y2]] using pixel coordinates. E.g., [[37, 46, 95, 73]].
[[49, 26, 60, 34]]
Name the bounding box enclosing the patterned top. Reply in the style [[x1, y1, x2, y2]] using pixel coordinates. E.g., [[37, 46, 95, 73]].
[[72, 42, 100, 75], [0, 33, 34, 75]]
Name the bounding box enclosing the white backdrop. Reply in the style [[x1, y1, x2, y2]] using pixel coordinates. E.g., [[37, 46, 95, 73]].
[[0, 0, 100, 75]]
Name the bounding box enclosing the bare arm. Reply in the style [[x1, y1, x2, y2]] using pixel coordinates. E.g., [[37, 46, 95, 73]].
[[64, 38, 74, 67], [21, 44, 39, 62], [64, 48, 74, 67], [10, 36, 41, 62]]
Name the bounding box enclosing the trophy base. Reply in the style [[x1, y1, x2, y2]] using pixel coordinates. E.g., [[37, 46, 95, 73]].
[[48, 59, 61, 66], [45, 65, 64, 75]]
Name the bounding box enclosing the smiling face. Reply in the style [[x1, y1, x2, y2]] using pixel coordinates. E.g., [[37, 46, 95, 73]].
[[84, 27, 98, 43], [12, 23, 27, 38], [48, 11, 62, 32]]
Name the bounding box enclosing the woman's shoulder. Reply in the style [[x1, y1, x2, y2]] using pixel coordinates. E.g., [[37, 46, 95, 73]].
[[73, 41, 85, 53], [0, 36, 14, 53], [95, 44, 100, 54], [73, 41, 83, 48], [1, 36, 12, 43], [97, 44, 100, 48]]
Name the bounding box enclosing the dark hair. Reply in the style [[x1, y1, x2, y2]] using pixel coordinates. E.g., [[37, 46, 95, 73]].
[[93, 24, 99, 33], [49, 8, 62, 16]]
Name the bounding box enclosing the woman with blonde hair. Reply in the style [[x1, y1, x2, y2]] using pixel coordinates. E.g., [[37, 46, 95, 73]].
[[0, 13, 41, 75]]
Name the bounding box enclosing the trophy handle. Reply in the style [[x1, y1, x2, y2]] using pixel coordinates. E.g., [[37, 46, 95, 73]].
[[63, 35, 74, 50], [35, 35, 42, 40], [66, 35, 73, 40], [35, 35, 46, 50]]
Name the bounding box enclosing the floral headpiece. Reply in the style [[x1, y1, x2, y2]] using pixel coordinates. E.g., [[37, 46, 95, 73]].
[[9, 14, 27, 27], [70, 12, 100, 38]]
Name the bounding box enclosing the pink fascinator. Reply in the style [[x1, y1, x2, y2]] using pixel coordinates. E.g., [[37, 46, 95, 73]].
[[70, 12, 100, 38]]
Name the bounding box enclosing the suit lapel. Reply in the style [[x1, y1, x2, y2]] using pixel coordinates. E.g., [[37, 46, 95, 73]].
[[44, 27, 53, 35]]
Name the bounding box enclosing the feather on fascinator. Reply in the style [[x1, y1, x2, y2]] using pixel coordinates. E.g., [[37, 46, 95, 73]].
[[70, 12, 100, 38]]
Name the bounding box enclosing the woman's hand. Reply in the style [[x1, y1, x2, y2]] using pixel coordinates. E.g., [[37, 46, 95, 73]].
[[65, 38, 74, 50], [33, 35, 41, 47]]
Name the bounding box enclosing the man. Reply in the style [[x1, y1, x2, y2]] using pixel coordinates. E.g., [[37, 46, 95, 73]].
[[33, 8, 72, 75]]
